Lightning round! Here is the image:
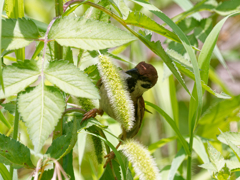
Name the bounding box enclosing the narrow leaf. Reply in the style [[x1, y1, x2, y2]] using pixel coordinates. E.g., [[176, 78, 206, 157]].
[[168, 148, 186, 180], [0, 134, 34, 169], [145, 101, 190, 155], [148, 136, 177, 154], [18, 83, 65, 152], [0, 0, 5, 93], [1, 18, 40, 50], [0, 60, 40, 98], [48, 17, 137, 50], [0, 163, 11, 180], [44, 60, 100, 99], [125, 12, 181, 43], [0, 111, 11, 129]]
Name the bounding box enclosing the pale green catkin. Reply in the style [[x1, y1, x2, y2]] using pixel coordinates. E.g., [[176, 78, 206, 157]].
[[98, 55, 134, 131], [121, 140, 161, 180], [78, 97, 95, 112]]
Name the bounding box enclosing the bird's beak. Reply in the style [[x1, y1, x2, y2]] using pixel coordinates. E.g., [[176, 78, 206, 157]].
[[125, 68, 139, 80]]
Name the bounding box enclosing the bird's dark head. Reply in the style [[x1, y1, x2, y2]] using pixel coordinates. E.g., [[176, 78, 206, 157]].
[[126, 62, 158, 96]]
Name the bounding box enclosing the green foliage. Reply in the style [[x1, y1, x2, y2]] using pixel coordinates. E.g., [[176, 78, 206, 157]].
[[48, 17, 137, 50], [0, 134, 34, 169], [1, 0, 240, 179], [1, 18, 40, 50]]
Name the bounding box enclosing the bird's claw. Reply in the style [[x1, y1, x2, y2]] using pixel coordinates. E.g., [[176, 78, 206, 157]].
[[103, 151, 115, 168]]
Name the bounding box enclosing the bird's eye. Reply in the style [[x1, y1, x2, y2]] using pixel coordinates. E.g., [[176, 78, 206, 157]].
[[141, 84, 151, 89]]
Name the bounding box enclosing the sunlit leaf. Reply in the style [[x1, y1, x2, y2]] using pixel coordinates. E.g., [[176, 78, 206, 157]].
[[44, 60, 100, 99], [48, 17, 137, 50], [1, 18, 40, 50], [18, 83, 65, 152], [215, 0, 240, 16], [207, 142, 225, 171]]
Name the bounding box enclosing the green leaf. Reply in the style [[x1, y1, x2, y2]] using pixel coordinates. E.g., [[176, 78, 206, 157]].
[[218, 132, 240, 146], [148, 136, 177, 154], [215, 0, 240, 16], [178, 17, 199, 34], [0, 163, 11, 180], [84, 64, 101, 85], [167, 49, 231, 99], [225, 160, 240, 172], [46, 116, 79, 159], [100, 159, 122, 180], [0, 0, 5, 93], [0, 60, 40, 98], [125, 12, 181, 43], [145, 101, 190, 155], [0, 134, 34, 169], [1, 18, 40, 50], [48, 17, 137, 50], [168, 148, 186, 180], [44, 60, 100, 99], [219, 130, 240, 161], [199, 162, 218, 172], [18, 84, 65, 152], [199, 95, 240, 125], [207, 142, 225, 171], [112, 0, 130, 19], [84, 0, 111, 22], [0, 111, 11, 129], [192, 136, 209, 164]]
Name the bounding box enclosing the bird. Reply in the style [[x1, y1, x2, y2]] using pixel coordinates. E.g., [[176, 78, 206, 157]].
[[82, 61, 158, 167]]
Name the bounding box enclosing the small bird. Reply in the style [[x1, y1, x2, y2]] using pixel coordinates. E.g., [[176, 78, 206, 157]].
[[82, 61, 158, 167]]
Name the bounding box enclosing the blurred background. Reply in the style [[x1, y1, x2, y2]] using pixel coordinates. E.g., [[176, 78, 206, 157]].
[[1, 0, 240, 179]]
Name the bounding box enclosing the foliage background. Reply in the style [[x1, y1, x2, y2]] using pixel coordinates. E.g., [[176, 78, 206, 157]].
[[1, 0, 240, 179]]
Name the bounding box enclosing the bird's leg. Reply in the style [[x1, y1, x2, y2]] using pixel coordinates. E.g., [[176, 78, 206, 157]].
[[103, 141, 122, 168], [103, 130, 127, 168], [81, 108, 104, 123]]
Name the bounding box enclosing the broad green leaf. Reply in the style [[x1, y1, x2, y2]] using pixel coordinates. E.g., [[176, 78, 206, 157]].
[[207, 142, 225, 171], [167, 49, 231, 99], [100, 159, 122, 180], [0, 163, 11, 180], [192, 136, 209, 164], [48, 17, 137, 50], [125, 12, 181, 43], [168, 148, 186, 180], [1, 18, 40, 50], [217, 164, 231, 180], [148, 136, 177, 154], [215, 0, 240, 16], [199, 95, 240, 125], [218, 132, 240, 146], [194, 18, 212, 42], [219, 130, 240, 161], [0, 134, 34, 169], [18, 83, 65, 152], [112, 0, 130, 19], [0, 60, 40, 98], [44, 60, 100, 99], [199, 162, 218, 172], [145, 101, 190, 155], [38, 169, 54, 180], [46, 116, 79, 159], [225, 160, 240, 171]]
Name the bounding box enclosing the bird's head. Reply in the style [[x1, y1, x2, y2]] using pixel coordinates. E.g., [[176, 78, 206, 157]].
[[126, 62, 158, 97]]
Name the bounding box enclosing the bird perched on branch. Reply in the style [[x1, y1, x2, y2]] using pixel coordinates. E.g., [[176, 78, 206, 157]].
[[82, 61, 158, 167]]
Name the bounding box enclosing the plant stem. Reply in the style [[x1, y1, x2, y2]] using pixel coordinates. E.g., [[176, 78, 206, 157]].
[[10, 106, 20, 179]]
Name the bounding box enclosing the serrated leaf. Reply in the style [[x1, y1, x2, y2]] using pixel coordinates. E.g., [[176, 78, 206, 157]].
[[215, 0, 240, 16], [219, 130, 240, 161], [194, 18, 212, 42], [125, 12, 181, 43], [0, 60, 40, 98], [178, 17, 199, 34], [218, 132, 240, 146], [1, 18, 40, 50], [207, 142, 225, 171], [112, 0, 130, 19], [18, 83, 65, 152], [0, 134, 34, 169], [225, 160, 240, 171], [44, 60, 100, 99], [199, 95, 240, 125], [167, 49, 231, 99], [48, 17, 137, 50]]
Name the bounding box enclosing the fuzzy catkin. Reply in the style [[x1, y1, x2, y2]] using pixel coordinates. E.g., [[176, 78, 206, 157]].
[[98, 55, 135, 131], [121, 140, 161, 180]]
